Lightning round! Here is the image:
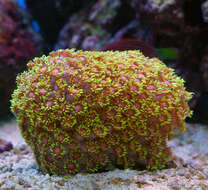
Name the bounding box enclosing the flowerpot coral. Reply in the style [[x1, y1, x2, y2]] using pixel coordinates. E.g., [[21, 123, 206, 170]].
[[11, 49, 192, 176]]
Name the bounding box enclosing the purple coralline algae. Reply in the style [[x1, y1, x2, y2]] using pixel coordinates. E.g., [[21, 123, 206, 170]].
[[0, 139, 13, 153], [0, 0, 42, 118]]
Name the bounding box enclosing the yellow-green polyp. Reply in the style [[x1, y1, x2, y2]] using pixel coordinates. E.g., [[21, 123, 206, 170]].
[[11, 49, 192, 176]]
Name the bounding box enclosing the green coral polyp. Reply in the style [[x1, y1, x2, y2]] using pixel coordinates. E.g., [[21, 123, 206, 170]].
[[114, 144, 127, 158], [11, 48, 192, 176], [38, 132, 51, 146], [70, 150, 83, 160], [68, 139, 80, 150], [54, 130, 70, 143], [76, 124, 91, 138], [50, 143, 66, 158], [64, 159, 79, 175], [86, 158, 99, 173], [92, 125, 109, 138]]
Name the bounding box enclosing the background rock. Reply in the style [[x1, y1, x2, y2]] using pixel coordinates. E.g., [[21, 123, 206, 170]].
[[0, 0, 42, 119], [25, 0, 97, 51], [55, 0, 151, 51]]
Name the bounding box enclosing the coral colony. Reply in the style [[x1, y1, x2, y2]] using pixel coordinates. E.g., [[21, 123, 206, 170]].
[[11, 49, 192, 176]]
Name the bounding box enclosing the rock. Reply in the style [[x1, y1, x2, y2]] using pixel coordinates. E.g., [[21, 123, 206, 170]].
[[55, 0, 151, 51], [25, 0, 97, 50], [0, 139, 13, 153], [0, 0, 42, 119]]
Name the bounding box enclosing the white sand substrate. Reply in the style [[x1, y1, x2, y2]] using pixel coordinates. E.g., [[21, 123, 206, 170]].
[[0, 120, 207, 190]]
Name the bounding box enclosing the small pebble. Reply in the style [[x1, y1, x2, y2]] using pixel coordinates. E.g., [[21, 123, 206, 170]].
[[177, 169, 185, 176]]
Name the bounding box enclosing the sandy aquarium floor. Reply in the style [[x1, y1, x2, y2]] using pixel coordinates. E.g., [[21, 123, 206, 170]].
[[0, 120, 208, 190]]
